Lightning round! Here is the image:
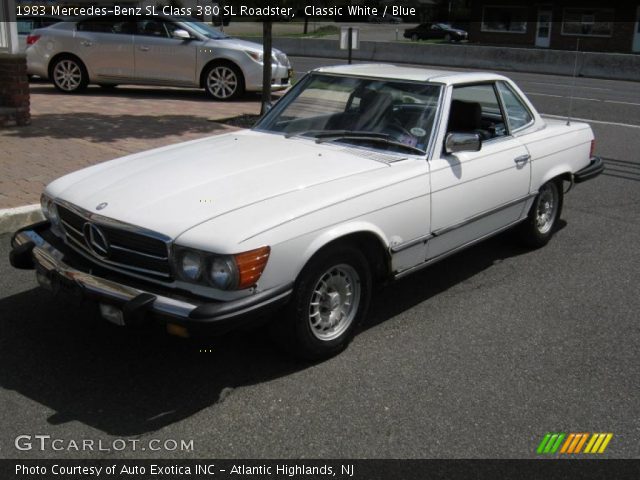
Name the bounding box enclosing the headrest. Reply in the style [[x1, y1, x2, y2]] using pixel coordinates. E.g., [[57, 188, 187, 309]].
[[448, 100, 482, 132]]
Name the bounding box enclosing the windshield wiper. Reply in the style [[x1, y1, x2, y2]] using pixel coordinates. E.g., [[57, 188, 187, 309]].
[[284, 130, 425, 155], [317, 132, 425, 156]]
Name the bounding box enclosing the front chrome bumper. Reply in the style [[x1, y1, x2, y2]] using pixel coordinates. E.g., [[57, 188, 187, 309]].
[[10, 224, 292, 333]]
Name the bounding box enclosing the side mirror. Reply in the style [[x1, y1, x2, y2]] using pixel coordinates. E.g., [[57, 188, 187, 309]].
[[445, 132, 482, 154], [172, 29, 192, 40]]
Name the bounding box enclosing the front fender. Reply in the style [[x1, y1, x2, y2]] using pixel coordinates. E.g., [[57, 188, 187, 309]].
[[301, 221, 390, 270]]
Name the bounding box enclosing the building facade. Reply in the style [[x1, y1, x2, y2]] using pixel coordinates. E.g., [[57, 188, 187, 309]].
[[469, 1, 640, 53]]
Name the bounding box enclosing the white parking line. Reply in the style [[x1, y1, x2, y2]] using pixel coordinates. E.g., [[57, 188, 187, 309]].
[[526, 92, 602, 102], [526, 92, 564, 98], [542, 114, 640, 129], [521, 80, 611, 91], [603, 99, 640, 107]]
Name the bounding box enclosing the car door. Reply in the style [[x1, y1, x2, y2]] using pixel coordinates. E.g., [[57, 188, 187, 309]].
[[134, 19, 198, 85], [427, 82, 532, 260], [429, 24, 444, 39], [74, 17, 135, 80]]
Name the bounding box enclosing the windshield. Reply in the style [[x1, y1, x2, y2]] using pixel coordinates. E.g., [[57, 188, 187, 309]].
[[177, 18, 229, 39], [255, 74, 442, 155]]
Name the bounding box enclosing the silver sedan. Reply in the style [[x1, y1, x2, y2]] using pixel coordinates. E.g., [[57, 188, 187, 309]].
[[26, 15, 292, 100]]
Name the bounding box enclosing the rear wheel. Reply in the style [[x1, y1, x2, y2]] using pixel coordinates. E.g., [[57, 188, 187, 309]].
[[517, 179, 563, 248], [51, 55, 88, 93], [203, 63, 244, 101], [272, 245, 372, 361], [444, 33, 452, 42], [411, 33, 419, 41]]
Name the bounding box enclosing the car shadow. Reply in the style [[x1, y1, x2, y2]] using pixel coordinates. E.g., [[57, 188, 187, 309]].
[[0, 226, 562, 436], [2, 113, 227, 143], [28, 82, 268, 103]]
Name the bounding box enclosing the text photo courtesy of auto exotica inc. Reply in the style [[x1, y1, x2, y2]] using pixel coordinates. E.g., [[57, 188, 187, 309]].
[[1, 0, 639, 479]]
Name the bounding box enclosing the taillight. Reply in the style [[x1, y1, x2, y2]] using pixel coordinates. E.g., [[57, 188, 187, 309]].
[[26, 34, 41, 46], [590, 139, 596, 158]]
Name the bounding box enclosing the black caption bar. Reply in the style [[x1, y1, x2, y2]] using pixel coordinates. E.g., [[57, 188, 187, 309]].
[[2, 460, 640, 480]]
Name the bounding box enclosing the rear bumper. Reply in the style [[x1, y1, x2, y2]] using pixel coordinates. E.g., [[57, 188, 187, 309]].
[[574, 156, 604, 183], [10, 223, 292, 335]]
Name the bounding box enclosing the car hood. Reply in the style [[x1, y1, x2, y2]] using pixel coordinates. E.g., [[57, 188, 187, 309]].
[[48, 130, 391, 241]]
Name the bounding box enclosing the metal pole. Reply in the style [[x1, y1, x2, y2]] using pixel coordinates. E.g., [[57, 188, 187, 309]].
[[348, 27, 352, 65]]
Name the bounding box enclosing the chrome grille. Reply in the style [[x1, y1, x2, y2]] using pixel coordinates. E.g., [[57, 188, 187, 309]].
[[57, 204, 172, 280]]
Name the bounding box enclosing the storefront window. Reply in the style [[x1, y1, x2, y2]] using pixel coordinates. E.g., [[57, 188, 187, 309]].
[[562, 8, 614, 37], [481, 6, 528, 33]]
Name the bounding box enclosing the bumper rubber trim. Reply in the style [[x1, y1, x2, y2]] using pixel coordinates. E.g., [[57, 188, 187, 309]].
[[574, 156, 604, 183]]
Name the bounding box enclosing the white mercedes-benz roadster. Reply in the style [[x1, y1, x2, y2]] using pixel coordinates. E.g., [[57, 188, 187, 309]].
[[11, 64, 603, 359]]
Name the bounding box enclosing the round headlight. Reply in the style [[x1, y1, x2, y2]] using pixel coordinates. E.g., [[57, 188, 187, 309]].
[[49, 202, 60, 226], [180, 251, 203, 281], [40, 194, 51, 219], [208, 257, 237, 290]]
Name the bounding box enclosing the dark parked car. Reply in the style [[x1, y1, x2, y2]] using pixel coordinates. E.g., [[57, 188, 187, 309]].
[[368, 14, 403, 24], [404, 23, 468, 42]]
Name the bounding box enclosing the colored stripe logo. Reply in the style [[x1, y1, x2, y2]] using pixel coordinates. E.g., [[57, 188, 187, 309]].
[[537, 433, 613, 454]]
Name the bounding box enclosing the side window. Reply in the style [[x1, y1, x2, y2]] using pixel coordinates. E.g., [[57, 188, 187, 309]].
[[77, 20, 115, 33], [137, 20, 170, 37], [112, 21, 136, 35], [497, 82, 533, 130], [448, 83, 507, 140]]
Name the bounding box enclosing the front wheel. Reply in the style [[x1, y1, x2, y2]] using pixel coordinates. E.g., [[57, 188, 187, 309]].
[[272, 245, 372, 361], [411, 33, 419, 41], [517, 179, 564, 248], [203, 63, 244, 101], [51, 56, 88, 93]]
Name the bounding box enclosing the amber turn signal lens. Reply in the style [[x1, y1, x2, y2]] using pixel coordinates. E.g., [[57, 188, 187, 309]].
[[234, 246, 270, 289], [590, 139, 596, 158]]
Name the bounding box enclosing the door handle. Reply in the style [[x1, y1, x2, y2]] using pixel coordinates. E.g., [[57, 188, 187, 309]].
[[514, 154, 530, 165], [80, 41, 93, 47], [138, 46, 150, 51]]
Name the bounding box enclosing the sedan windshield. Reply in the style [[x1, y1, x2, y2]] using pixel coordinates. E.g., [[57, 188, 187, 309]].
[[255, 74, 442, 155]]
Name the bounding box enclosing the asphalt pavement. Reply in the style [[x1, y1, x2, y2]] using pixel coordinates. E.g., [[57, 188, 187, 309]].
[[0, 58, 639, 460]]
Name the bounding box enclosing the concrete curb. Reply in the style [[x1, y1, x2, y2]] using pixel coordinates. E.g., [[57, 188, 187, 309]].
[[0, 204, 43, 235], [244, 37, 640, 82]]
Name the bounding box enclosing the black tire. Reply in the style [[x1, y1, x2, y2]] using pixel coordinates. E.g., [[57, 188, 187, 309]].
[[50, 55, 88, 93], [271, 245, 372, 361], [411, 33, 419, 41], [444, 33, 452, 43], [203, 62, 245, 101], [517, 179, 564, 248]]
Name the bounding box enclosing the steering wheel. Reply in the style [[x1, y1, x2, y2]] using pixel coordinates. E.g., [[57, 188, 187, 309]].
[[382, 121, 413, 141]]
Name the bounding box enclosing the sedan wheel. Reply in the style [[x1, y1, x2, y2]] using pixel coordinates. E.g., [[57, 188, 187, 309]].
[[52, 57, 87, 93], [411, 33, 419, 41], [204, 64, 244, 100], [444, 33, 452, 42], [517, 179, 563, 248], [272, 245, 372, 360]]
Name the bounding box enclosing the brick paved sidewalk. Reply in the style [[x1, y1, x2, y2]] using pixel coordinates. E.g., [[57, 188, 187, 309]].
[[0, 81, 262, 209]]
